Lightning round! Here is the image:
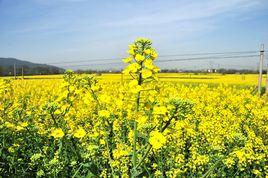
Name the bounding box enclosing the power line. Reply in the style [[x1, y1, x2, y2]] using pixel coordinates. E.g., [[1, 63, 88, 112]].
[[158, 50, 259, 57], [60, 62, 123, 68], [46, 50, 260, 65], [48, 57, 121, 65], [155, 55, 258, 63], [59, 54, 259, 68]]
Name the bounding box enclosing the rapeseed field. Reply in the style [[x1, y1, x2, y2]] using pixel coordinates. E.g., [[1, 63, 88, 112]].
[[0, 38, 267, 177]]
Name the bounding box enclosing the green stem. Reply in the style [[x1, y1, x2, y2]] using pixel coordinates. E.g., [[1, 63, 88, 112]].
[[105, 137, 115, 176], [90, 88, 100, 106], [132, 120, 138, 177], [135, 144, 152, 169], [135, 114, 177, 170], [90, 86, 116, 176], [72, 163, 83, 178], [132, 72, 142, 177]]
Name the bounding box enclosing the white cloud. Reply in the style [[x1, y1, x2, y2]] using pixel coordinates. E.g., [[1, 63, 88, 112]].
[[104, 0, 260, 27]]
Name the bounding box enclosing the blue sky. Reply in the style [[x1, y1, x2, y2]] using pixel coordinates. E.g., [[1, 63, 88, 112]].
[[0, 0, 268, 70]]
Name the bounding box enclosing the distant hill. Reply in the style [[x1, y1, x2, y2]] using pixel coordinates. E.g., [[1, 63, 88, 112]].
[[0, 58, 65, 76]]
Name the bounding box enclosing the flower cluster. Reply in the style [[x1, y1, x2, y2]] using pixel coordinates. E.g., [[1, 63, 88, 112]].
[[123, 38, 160, 80]]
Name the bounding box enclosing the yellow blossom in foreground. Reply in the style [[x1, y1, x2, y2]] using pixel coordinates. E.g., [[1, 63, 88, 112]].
[[100, 139, 106, 145], [124, 63, 140, 73], [20, 122, 28, 127], [98, 110, 110, 118], [141, 69, 153, 78], [51, 128, 65, 139], [122, 57, 132, 63], [16, 125, 24, 131], [128, 44, 135, 55], [128, 48, 135, 55], [224, 157, 235, 168], [149, 130, 166, 150], [30, 153, 43, 162], [153, 106, 167, 115], [73, 127, 86, 138], [151, 50, 158, 59], [144, 60, 154, 70], [135, 54, 145, 62], [5, 122, 15, 129], [137, 115, 147, 125], [129, 80, 138, 87], [112, 144, 129, 159], [144, 49, 151, 55]]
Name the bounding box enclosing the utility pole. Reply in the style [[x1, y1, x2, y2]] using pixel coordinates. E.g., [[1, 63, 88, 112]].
[[264, 46, 268, 94], [14, 64, 17, 80], [258, 44, 264, 95], [22, 66, 24, 79]]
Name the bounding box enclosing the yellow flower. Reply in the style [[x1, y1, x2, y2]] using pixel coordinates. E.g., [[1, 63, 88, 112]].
[[126, 63, 140, 73], [122, 57, 132, 63], [252, 169, 261, 176], [149, 130, 166, 149], [8, 144, 20, 153], [128, 45, 135, 55], [100, 139, 106, 145], [129, 80, 138, 88], [91, 85, 100, 92], [144, 60, 154, 70], [16, 125, 24, 131], [152, 163, 158, 169], [153, 106, 167, 115], [51, 128, 65, 139], [141, 69, 152, 78], [8, 147, 15, 153], [155, 170, 162, 176], [135, 54, 145, 62], [74, 127, 86, 138], [112, 144, 130, 159], [98, 110, 110, 118], [224, 157, 235, 168], [137, 116, 147, 125], [131, 85, 142, 93], [30, 153, 43, 162], [20, 122, 28, 127], [144, 49, 151, 55], [99, 94, 111, 103], [193, 154, 210, 166], [153, 66, 160, 73], [5, 122, 15, 129], [128, 130, 134, 143], [151, 50, 158, 59], [37, 170, 45, 177]]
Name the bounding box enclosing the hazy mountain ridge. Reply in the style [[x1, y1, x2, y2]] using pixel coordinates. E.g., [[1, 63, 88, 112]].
[[0, 57, 64, 75]]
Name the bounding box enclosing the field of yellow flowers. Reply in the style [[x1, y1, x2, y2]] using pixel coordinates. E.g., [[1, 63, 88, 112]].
[[10, 72, 267, 87], [0, 38, 268, 177]]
